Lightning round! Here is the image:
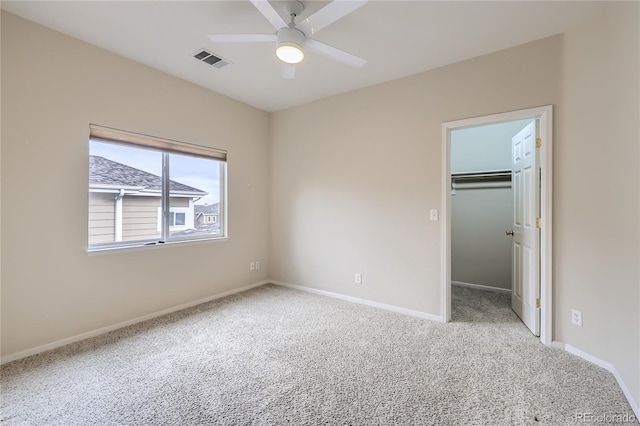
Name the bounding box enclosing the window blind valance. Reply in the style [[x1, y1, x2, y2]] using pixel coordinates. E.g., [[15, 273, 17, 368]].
[[89, 124, 227, 162]]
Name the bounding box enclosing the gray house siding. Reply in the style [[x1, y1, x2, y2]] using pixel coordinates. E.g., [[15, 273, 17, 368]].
[[122, 196, 161, 241], [88, 193, 115, 245], [89, 195, 194, 244]]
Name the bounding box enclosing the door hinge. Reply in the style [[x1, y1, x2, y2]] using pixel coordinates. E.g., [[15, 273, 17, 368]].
[[536, 298, 541, 309], [536, 218, 542, 228], [536, 138, 542, 148]]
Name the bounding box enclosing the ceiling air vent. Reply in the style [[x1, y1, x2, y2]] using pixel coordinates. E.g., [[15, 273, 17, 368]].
[[192, 49, 231, 69]]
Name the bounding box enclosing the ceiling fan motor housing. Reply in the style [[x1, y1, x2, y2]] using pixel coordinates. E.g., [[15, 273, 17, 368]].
[[277, 27, 306, 50]]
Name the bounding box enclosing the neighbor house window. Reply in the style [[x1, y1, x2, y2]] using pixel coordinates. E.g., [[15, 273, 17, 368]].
[[170, 212, 186, 227], [157, 208, 190, 231], [88, 125, 227, 251]]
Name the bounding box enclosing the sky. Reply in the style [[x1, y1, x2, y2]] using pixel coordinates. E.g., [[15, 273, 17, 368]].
[[90, 140, 221, 205]]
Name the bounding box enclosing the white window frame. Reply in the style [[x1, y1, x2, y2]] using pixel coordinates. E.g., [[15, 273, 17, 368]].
[[88, 125, 227, 252]]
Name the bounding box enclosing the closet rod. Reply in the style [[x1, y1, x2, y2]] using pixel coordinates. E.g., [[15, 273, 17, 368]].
[[451, 169, 511, 182]]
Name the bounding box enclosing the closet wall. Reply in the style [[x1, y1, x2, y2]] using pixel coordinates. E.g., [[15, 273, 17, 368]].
[[451, 119, 532, 291]]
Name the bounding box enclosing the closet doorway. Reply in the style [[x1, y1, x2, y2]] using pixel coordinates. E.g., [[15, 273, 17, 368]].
[[441, 106, 553, 346]]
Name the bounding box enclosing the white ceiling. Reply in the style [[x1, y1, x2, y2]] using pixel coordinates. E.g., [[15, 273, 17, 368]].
[[2, 1, 606, 112]]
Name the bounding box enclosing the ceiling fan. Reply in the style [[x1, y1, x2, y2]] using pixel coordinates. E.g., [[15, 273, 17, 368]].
[[208, 0, 367, 79]]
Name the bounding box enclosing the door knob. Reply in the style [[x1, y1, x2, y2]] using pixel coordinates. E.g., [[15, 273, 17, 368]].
[[506, 230, 514, 236]]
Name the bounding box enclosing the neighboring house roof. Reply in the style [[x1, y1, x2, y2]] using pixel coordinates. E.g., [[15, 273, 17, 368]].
[[194, 203, 220, 216], [89, 155, 207, 195]]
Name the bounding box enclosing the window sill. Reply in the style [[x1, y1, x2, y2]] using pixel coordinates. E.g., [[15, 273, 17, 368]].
[[87, 236, 228, 255]]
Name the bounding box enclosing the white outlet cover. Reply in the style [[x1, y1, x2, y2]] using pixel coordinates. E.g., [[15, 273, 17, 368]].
[[571, 309, 582, 326]]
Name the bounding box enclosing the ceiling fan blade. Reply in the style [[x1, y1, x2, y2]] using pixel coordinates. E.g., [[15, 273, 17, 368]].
[[250, 0, 287, 31], [300, 0, 367, 35], [208, 34, 276, 43], [282, 64, 296, 79], [305, 39, 366, 68]]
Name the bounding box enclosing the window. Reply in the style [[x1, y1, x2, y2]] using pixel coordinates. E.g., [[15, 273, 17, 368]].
[[171, 212, 186, 227], [88, 125, 227, 251], [156, 208, 190, 231]]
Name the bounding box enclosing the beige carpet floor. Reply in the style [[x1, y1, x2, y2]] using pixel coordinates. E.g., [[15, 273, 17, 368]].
[[1, 283, 636, 425]]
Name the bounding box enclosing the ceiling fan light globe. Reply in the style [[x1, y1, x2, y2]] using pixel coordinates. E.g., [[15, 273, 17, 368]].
[[276, 43, 304, 64]]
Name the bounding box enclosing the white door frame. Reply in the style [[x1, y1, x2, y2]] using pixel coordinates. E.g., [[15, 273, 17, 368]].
[[441, 105, 553, 346]]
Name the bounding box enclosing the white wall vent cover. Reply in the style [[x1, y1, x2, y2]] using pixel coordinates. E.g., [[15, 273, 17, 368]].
[[192, 49, 231, 69]]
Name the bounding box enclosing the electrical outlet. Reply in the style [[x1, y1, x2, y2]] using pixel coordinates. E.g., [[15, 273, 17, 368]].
[[355, 273, 362, 284], [571, 309, 583, 327], [250, 262, 256, 271], [255, 261, 260, 270]]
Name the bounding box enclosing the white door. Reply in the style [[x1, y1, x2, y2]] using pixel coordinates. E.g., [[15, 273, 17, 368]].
[[510, 120, 540, 336]]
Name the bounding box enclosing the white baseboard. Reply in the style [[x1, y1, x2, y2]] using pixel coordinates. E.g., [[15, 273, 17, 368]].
[[452, 280, 512, 294], [271, 280, 443, 323], [564, 344, 640, 420], [1, 280, 270, 365]]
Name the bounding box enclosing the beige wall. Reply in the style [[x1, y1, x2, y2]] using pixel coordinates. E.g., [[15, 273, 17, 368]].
[[270, 2, 639, 407], [270, 35, 562, 314], [1, 12, 270, 356], [557, 2, 639, 404]]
